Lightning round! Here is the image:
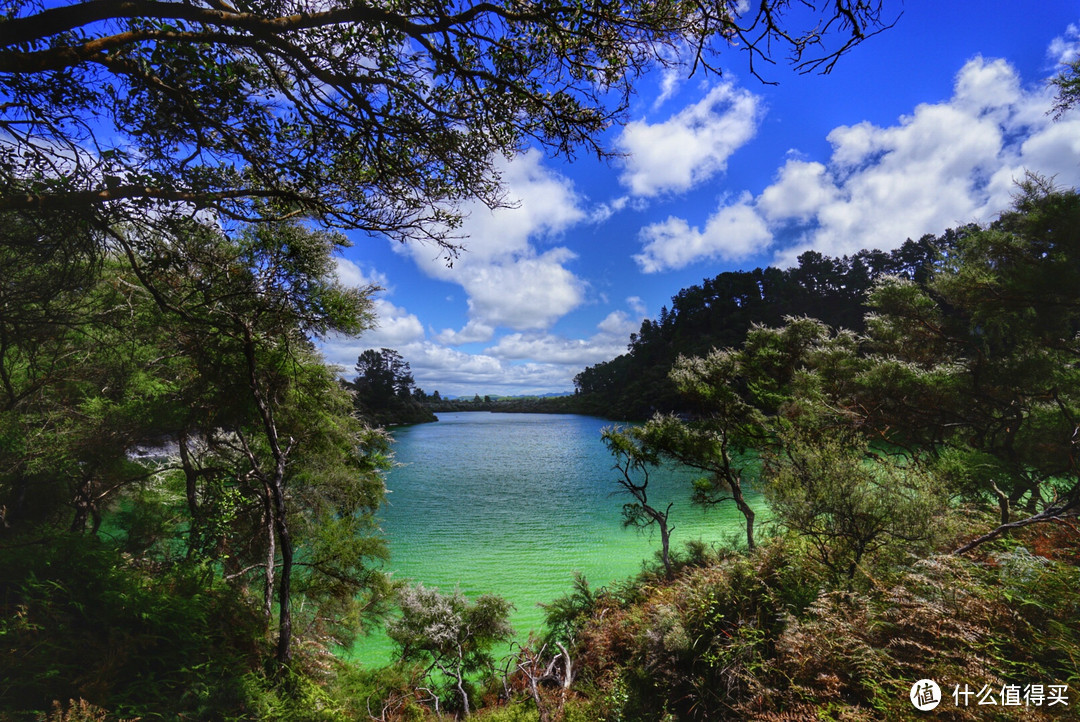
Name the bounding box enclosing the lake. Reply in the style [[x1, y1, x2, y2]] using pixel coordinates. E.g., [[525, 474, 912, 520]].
[[348, 411, 764, 664]]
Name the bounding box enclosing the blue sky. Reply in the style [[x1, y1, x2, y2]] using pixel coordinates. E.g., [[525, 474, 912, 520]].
[[325, 1, 1080, 398]]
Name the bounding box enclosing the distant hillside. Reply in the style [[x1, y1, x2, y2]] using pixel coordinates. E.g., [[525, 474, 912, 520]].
[[571, 233, 956, 419]]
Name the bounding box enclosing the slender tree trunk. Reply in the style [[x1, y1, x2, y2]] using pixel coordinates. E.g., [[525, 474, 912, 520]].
[[654, 507, 673, 579], [991, 481, 1010, 526], [262, 482, 276, 625], [240, 325, 294, 667], [70, 475, 93, 533], [270, 468, 293, 666], [731, 482, 756, 552], [455, 643, 470, 717]]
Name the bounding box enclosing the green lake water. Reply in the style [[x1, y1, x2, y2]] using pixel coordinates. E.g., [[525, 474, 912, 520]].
[[348, 411, 764, 665]]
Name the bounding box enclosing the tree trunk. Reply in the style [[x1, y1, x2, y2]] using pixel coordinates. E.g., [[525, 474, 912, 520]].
[[271, 470, 293, 666], [241, 325, 294, 667], [455, 644, 470, 717], [658, 513, 673, 579], [262, 482, 276, 625], [731, 483, 756, 552]]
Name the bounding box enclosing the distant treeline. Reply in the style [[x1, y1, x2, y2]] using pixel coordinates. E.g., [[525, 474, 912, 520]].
[[426, 394, 578, 414], [571, 233, 960, 419]]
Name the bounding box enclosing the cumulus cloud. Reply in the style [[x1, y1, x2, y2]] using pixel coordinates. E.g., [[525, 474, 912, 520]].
[[401, 150, 590, 340], [1048, 23, 1080, 66], [588, 195, 629, 224], [334, 257, 386, 290], [769, 55, 1080, 264], [635, 192, 772, 272], [435, 320, 495, 346], [485, 304, 644, 366], [325, 257, 645, 395], [635, 54, 1080, 272], [398, 342, 586, 397], [757, 160, 838, 224], [617, 82, 763, 197], [325, 258, 426, 367]]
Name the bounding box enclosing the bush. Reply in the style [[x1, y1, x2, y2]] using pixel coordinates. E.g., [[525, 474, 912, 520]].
[[0, 533, 260, 719]]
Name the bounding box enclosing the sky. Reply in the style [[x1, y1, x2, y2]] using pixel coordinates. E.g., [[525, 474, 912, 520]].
[[324, 1, 1080, 398]]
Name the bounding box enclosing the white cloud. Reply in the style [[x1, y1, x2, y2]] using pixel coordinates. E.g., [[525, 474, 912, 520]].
[[634, 192, 772, 272], [597, 309, 639, 337], [401, 150, 590, 338], [435, 320, 495, 346], [1048, 23, 1080, 66], [405, 150, 585, 277], [757, 160, 838, 223], [367, 299, 426, 346], [400, 342, 583, 396], [770, 56, 1078, 264], [324, 258, 426, 367], [588, 195, 629, 223], [635, 53, 1080, 272], [653, 65, 685, 110], [617, 82, 763, 197], [463, 249, 584, 327], [486, 334, 620, 365], [486, 305, 644, 366], [334, 256, 387, 290]]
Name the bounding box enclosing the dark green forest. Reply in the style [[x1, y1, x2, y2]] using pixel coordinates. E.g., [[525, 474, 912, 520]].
[[3, 0, 1080, 720], [570, 235, 945, 420]]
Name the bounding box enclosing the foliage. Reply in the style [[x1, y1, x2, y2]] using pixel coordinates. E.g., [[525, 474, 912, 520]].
[[387, 584, 515, 717], [543, 184, 1080, 720], [0, 1, 904, 717], [541, 572, 600, 649], [574, 239, 944, 419], [1050, 56, 1080, 119], [850, 179, 1080, 547], [0, 219, 393, 716], [35, 699, 135, 722], [619, 318, 857, 554], [552, 523, 1080, 721], [0, 534, 259, 718], [350, 349, 436, 427], [601, 426, 676, 578], [0, 1, 893, 247], [762, 430, 944, 583]]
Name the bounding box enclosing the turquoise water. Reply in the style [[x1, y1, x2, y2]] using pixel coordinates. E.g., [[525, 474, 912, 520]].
[[349, 412, 763, 665]]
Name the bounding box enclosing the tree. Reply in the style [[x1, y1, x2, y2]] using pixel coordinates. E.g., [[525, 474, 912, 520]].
[[354, 348, 414, 405], [574, 238, 945, 420], [387, 583, 514, 717], [132, 219, 390, 666], [601, 426, 675, 578], [0, 218, 392, 674], [352, 348, 435, 426], [1051, 56, 1080, 119], [762, 429, 941, 582], [849, 180, 1080, 550], [0, 0, 893, 249]]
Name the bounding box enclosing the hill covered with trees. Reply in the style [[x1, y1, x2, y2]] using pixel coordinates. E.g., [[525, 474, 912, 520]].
[[571, 235, 951, 419]]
